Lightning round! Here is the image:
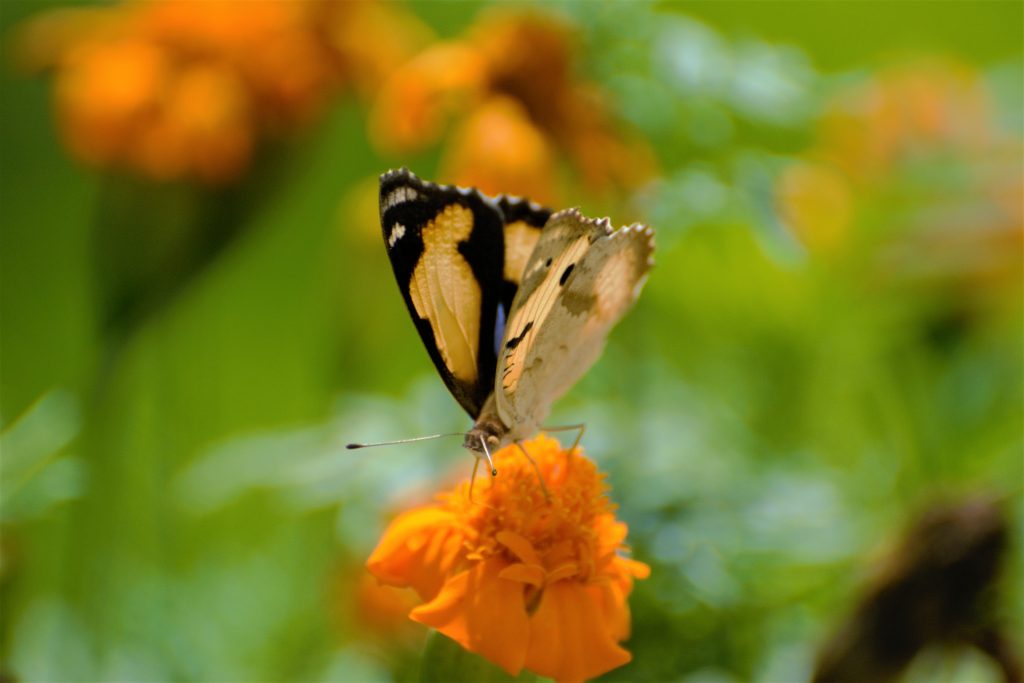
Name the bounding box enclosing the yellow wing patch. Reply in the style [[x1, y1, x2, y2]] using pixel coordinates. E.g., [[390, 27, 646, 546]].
[[503, 220, 542, 284], [407, 205, 479, 383]]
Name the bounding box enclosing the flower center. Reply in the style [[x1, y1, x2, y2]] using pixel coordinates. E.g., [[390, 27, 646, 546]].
[[447, 436, 613, 582]]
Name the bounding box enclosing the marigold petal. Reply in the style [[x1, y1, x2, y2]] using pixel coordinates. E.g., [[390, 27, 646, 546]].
[[622, 558, 651, 580], [421, 515, 455, 564], [525, 581, 631, 683], [366, 507, 461, 600], [496, 530, 541, 566], [412, 557, 530, 677], [586, 581, 630, 642], [499, 563, 546, 587], [438, 528, 466, 577], [544, 563, 579, 585]]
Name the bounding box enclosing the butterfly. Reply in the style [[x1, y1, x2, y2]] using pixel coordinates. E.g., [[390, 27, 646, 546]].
[[366, 168, 653, 471]]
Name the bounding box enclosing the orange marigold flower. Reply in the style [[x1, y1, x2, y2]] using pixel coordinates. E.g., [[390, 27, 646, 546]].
[[440, 95, 558, 205], [366, 435, 649, 683], [17, 0, 428, 184], [53, 37, 168, 166], [370, 10, 654, 202], [471, 11, 575, 135], [134, 62, 253, 184], [323, 0, 434, 101], [368, 42, 488, 155]]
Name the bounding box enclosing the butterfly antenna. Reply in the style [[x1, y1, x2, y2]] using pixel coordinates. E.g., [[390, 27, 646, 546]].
[[479, 435, 498, 477], [346, 433, 466, 449]]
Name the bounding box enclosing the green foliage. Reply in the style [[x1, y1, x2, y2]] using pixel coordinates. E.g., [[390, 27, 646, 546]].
[[420, 631, 541, 683]]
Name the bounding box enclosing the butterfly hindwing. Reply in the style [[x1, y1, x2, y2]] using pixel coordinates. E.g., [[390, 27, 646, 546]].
[[494, 195, 551, 341], [497, 196, 549, 288], [495, 209, 654, 437], [379, 169, 550, 419]]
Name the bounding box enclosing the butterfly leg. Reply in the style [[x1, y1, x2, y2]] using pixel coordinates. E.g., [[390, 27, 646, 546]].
[[514, 441, 551, 501], [542, 423, 586, 451], [468, 457, 480, 503]]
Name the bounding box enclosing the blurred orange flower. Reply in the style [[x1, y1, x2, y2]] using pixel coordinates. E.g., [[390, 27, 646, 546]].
[[349, 571, 421, 641], [442, 96, 558, 205], [777, 60, 1023, 294], [367, 435, 649, 683], [370, 11, 654, 203], [814, 61, 994, 184], [17, 0, 430, 184], [774, 60, 1024, 311]]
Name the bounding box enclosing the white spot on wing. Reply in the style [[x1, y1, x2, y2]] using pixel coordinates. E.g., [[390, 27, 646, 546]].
[[384, 186, 418, 210], [388, 223, 406, 247]]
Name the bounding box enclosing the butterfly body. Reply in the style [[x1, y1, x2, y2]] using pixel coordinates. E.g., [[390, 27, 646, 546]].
[[379, 168, 653, 457]]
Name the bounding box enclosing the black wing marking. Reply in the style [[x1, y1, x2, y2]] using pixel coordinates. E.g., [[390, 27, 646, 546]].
[[380, 168, 549, 418]]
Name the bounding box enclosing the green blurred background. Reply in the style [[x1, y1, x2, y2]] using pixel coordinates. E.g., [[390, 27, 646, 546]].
[[1, 1, 1021, 681]]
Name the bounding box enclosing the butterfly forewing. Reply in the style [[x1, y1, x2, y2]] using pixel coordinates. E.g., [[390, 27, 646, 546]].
[[494, 209, 654, 438], [379, 169, 550, 419]]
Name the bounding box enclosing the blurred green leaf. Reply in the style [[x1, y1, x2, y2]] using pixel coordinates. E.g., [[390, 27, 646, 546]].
[[420, 631, 540, 683], [0, 391, 83, 521]]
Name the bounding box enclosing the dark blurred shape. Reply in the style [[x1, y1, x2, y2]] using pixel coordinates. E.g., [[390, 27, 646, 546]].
[[92, 175, 248, 336], [0, 523, 16, 682], [812, 496, 1020, 683]]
